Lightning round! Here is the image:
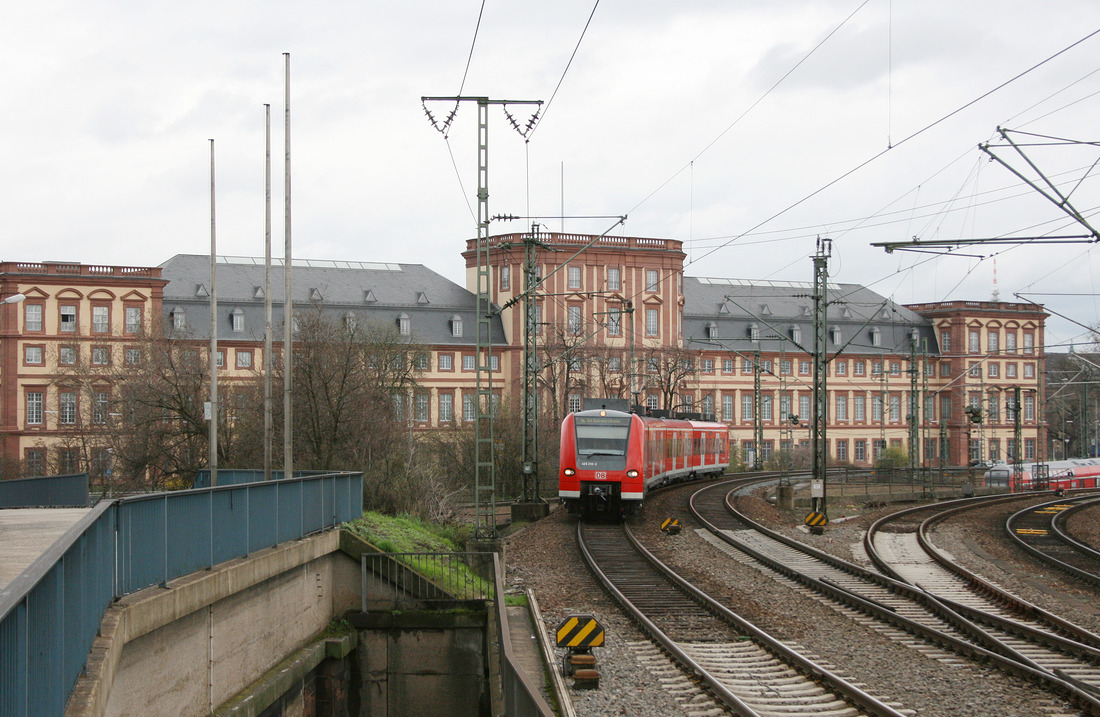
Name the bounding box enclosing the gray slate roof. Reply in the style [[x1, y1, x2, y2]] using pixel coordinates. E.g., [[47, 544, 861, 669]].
[[159, 255, 505, 345], [683, 277, 938, 356]]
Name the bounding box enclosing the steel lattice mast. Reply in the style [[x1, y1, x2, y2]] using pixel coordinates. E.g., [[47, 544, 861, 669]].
[[421, 96, 542, 540], [811, 237, 831, 516], [520, 224, 545, 502]]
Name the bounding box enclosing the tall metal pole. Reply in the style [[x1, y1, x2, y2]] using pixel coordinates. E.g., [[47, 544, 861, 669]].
[[910, 332, 927, 496], [473, 99, 496, 538], [263, 104, 274, 480], [520, 224, 544, 503], [282, 53, 294, 479], [208, 139, 218, 487], [1012, 386, 1023, 470], [753, 347, 763, 470], [810, 237, 830, 517], [421, 95, 541, 541]]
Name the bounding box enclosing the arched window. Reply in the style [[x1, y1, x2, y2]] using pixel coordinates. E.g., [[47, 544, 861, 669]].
[[397, 312, 410, 335]]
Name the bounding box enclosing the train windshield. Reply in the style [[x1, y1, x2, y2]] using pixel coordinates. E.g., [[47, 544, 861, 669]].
[[574, 415, 632, 457]]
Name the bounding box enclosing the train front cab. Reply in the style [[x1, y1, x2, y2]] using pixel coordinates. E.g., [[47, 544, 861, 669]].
[[559, 409, 645, 516]]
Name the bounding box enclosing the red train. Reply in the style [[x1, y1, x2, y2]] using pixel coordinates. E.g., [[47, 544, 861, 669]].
[[558, 407, 730, 516], [984, 458, 1100, 491]]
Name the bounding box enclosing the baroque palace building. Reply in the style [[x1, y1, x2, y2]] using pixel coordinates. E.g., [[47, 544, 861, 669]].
[[0, 232, 1045, 478]]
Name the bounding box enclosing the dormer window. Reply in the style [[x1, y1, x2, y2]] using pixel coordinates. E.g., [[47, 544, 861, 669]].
[[705, 321, 718, 340], [749, 323, 760, 342], [231, 308, 245, 332], [870, 327, 881, 347], [831, 326, 842, 345], [172, 307, 186, 330], [344, 312, 356, 331], [790, 325, 801, 344], [451, 314, 463, 338], [397, 312, 410, 336]]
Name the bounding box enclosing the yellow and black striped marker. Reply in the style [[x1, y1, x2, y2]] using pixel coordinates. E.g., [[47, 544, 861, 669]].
[[661, 518, 682, 534], [556, 615, 605, 648], [805, 511, 828, 527], [1016, 528, 1048, 535]]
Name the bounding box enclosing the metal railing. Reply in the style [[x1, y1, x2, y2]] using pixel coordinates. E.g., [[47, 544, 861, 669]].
[[823, 467, 988, 501], [0, 471, 362, 717], [361, 552, 495, 611], [0, 473, 89, 508], [492, 553, 555, 717]]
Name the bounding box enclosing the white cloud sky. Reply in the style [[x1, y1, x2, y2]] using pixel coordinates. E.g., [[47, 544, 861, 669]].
[[3, 0, 1100, 347]]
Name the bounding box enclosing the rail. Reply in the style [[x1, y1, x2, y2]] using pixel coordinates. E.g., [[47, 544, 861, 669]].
[[0, 471, 362, 717]]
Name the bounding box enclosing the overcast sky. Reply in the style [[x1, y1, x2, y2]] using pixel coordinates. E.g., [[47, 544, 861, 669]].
[[4, 1, 1100, 348]]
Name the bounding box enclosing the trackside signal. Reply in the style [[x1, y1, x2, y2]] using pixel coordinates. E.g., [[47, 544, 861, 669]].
[[805, 511, 828, 527], [556, 615, 605, 649]]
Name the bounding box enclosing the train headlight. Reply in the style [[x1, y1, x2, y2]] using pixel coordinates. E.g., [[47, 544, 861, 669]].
[[564, 468, 576, 476], [626, 469, 639, 478]]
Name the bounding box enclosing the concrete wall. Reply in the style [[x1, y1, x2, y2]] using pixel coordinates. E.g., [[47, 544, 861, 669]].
[[352, 613, 489, 717], [68, 531, 363, 717]]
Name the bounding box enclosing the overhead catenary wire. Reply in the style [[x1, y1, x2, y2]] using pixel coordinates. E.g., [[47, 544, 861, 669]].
[[626, 0, 873, 219], [682, 25, 1100, 275], [527, 0, 601, 141]]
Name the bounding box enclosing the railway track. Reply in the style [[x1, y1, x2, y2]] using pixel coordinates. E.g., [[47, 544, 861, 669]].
[[1006, 494, 1100, 588], [867, 495, 1100, 694], [576, 518, 908, 717], [685, 480, 1100, 715]]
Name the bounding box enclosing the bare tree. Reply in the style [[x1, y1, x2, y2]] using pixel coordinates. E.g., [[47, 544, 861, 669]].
[[537, 319, 591, 425], [590, 347, 630, 401], [278, 307, 423, 471], [641, 345, 698, 411]]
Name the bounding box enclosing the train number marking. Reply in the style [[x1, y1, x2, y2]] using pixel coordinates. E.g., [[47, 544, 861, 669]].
[[594, 471, 607, 480]]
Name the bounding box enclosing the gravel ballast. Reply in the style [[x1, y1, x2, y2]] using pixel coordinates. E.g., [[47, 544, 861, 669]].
[[505, 486, 1092, 716]]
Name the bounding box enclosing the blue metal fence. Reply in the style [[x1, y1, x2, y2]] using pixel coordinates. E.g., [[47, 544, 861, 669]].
[[0, 471, 362, 717], [0, 473, 89, 508]]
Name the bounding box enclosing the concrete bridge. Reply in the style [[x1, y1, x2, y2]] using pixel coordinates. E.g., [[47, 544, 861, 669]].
[[0, 475, 557, 717]]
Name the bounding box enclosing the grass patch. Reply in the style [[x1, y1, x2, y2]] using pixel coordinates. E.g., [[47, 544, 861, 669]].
[[320, 618, 353, 639], [504, 593, 528, 607], [345, 512, 471, 553], [346, 512, 492, 600]]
